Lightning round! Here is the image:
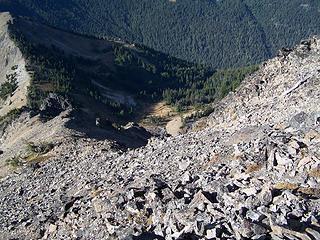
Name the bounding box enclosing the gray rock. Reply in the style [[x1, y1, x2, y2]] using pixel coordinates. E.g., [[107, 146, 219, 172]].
[[258, 186, 273, 206], [246, 210, 266, 223], [39, 93, 71, 119], [2, 34, 320, 240], [306, 228, 320, 239]]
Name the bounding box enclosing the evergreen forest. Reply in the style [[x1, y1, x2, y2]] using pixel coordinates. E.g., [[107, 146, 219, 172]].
[[0, 0, 319, 69]]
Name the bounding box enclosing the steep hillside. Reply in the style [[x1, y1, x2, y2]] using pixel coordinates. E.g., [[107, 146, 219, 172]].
[[2, 12, 259, 121], [0, 12, 30, 116], [206, 37, 320, 132], [0, 12, 258, 176], [0, 0, 319, 69], [1, 33, 320, 239]]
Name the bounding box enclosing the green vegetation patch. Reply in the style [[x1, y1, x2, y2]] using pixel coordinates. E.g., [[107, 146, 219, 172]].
[[5, 141, 55, 168], [25, 141, 55, 155], [6, 155, 22, 168], [0, 72, 18, 100], [143, 115, 167, 126], [0, 107, 23, 125], [24, 141, 55, 163]]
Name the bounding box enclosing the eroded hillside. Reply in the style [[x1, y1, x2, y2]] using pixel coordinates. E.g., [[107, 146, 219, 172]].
[[0, 12, 30, 116]]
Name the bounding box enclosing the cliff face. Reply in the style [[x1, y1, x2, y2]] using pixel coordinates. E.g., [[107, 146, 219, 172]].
[[0, 12, 30, 116], [1, 19, 320, 240]]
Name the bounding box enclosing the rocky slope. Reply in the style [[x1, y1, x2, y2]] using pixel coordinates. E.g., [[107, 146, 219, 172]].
[[0, 12, 30, 116], [1, 37, 320, 240], [0, 11, 177, 176]]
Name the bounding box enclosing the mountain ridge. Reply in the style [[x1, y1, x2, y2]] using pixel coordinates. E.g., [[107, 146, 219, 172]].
[[0, 12, 30, 116]]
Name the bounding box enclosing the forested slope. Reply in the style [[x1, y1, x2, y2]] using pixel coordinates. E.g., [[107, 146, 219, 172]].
[[3, 14, 256, 124], [0, 0, 319, 69]]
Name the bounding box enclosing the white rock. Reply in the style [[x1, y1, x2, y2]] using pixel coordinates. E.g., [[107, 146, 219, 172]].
[[290, 140, 300, 149], [241, 187, 258, 196], [298, 156, 312, 169], [178, 160, 190, 171], [246, 210, 265, 222], [287, 146, 297, 156], [275, 152, 293, 166], [206, 228, 216, 238], [48, 224, 57, 233]]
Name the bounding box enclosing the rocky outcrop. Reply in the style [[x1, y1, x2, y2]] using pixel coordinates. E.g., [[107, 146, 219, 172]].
[[1, 37, 320, 239], [39, 93, 72, 120], [122, 122, 152, 143], [207, 36, 320, 134]]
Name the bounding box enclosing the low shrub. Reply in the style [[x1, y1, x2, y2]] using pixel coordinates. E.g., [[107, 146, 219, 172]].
[[6, 155, 22, 168], [0, 73, 18, 100], [25, 141, 55, 155]]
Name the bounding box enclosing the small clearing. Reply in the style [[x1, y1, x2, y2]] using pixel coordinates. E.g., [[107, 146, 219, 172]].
[[141, 101, 195, 136], [147, 101, 172, 117]]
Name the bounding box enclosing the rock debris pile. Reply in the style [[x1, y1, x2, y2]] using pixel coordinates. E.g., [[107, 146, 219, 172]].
[[1, 37, 320, 239]]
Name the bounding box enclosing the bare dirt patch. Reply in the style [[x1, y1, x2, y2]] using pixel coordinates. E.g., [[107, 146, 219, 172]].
[[147, 101, 173, 118], [139, 101, 196, 136], [166, 115, 183, 136]]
